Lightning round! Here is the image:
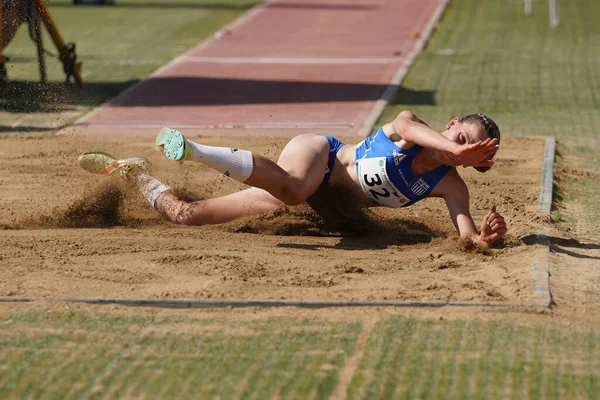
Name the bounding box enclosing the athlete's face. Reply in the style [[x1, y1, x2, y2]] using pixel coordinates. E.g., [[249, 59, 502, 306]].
[[443, 119, 487, 145], [435, 119, 492, 166]]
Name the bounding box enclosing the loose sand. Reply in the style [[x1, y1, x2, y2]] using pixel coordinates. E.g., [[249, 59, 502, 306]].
[[0, 134, 598, 326]]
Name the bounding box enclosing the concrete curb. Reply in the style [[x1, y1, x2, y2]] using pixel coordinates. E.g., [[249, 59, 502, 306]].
[[531, 136, 557, 308], [539, 137, 556, 213], [533, 233, 552, 307]]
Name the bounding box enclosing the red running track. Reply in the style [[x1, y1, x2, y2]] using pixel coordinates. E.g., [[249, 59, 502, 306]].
[[63, 0, 448, 138]]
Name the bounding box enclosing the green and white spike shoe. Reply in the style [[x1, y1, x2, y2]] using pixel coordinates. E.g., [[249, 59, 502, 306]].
[[155, 127, 192, 161], [78, 151, 149, 176]]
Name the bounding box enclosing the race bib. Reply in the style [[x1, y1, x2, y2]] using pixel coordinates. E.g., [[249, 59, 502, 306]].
[[357, 157, 410, 207]]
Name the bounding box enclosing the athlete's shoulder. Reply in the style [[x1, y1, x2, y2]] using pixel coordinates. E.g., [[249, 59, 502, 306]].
[[397, 110, 419, 121], [388, 111, 432, 148], [394, 110, 432, 127]]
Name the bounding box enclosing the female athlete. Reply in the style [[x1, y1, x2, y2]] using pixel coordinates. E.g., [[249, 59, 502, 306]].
[[78, 111, 507, 247]]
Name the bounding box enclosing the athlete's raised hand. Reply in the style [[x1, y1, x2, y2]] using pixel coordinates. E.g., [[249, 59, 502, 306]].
[[478, 205, 507, 245], [450, 138, 499, 167]]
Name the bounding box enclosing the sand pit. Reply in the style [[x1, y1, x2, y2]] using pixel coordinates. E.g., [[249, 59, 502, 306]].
[[0, 135, 550, 305]]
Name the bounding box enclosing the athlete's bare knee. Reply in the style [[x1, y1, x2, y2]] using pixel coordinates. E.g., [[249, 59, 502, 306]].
[[278, 179, 311, 206]]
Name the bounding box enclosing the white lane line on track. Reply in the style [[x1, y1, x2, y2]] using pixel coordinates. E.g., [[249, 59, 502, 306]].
[[75, 122, 354, 129], [359, 0, 452, 137], [173, 56, 403, 64]]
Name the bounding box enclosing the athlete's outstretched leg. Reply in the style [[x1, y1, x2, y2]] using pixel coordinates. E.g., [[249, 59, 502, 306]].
[[156, 129, 331, 206], [77, 152, 283, 226], [79, 128, 333, 226], [134, 171, 283, 225], [152, 186, 283, 226]]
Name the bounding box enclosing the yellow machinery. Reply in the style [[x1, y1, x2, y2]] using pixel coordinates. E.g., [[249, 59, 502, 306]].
[[0, 0, 83, 86]]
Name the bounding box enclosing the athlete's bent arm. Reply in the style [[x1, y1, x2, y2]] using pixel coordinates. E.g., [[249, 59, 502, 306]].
[[395, 110, 431, 127], [432, 171, 507, 247], [388, 111, 498, 168]]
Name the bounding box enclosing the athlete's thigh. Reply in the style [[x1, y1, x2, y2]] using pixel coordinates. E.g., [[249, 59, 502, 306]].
[[276, 134, 330, 192]]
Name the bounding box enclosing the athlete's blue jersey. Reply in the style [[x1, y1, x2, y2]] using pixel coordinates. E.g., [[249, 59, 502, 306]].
[[355, 127, 450, 207]]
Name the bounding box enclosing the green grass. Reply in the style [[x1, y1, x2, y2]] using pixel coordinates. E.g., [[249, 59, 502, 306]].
[[380, 0, 600, 146], [347, 316, 600, 400], [553, 171, 600, 237], [0, 0, 260, 127], [377, 0, 600, 239], [0, 311, 361, 399], [6, 0, 258, 83], [2, 311, 599, 399]]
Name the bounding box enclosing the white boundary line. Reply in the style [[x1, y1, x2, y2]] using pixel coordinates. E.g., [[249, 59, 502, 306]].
[[76, 122, 354, 130], [69, 1, 271, 128], [358, 0, 451, 137], [174, 56, 402, 65]]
